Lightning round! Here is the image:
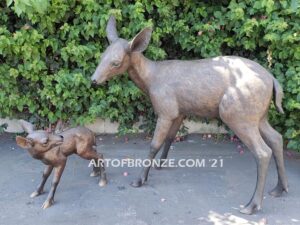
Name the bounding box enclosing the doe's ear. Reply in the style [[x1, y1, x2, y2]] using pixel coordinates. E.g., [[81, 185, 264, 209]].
[[106, 15, 119, 43], [129, 27, 152, 53], [19, 120, 35, 134], [16, 136, 33, 149]]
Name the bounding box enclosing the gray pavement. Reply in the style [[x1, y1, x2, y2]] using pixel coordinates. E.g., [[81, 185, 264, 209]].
[[0, 133, 299, 225]]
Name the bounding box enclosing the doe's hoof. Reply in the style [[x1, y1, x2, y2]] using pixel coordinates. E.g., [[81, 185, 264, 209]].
[[42, 199, 54, 209], [269, 185, 288, 197], [130, 178, 144, 188], [154, 165, 162, 170], [239, 202, 261, 215], [99, 179, 107, 187], [30, 191, 43, 198]]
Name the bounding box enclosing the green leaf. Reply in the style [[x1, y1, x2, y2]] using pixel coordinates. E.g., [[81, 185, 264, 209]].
[[6, 0, 13, 6], [291, 0, 299, 11]]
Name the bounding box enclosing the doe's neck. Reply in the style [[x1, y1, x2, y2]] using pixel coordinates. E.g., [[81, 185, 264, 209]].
[[127, 53, 154, 94]]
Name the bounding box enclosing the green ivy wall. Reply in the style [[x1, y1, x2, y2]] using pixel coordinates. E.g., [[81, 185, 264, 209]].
[[0, 0, 299, 150]]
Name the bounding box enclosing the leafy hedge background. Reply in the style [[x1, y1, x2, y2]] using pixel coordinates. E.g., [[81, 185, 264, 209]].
[[0, 0, 299, 150]]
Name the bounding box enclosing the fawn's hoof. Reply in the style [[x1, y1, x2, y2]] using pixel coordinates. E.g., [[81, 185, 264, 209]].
[[42, 199, 54, 209], [239, 202, 261, 215], [99, 179, 107, 187], [90, 171, 101, 177], [30, 191, 43, 198], [130, 178, 144, 188]]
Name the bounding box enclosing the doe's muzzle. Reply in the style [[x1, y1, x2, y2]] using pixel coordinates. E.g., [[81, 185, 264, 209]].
[[91, 79, 99, 87]]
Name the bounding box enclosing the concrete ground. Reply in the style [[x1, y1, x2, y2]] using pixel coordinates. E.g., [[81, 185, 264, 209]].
[[0, 133, 299, 225]]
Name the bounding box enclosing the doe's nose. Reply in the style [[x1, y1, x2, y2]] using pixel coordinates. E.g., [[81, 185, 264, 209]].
[[91, 79, 98, 87]]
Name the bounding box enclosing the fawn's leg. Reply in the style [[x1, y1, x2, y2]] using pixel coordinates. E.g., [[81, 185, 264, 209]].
[[42, 161, 66, 209], [79, 149, 107, 187], [30, 165, 53, 198], [90, 148, 102, 177], [96, 152, 107, 187]]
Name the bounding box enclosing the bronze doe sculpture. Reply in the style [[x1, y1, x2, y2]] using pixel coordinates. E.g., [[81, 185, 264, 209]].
[[16, 120, 107, 209], [91, 16, 288, 215]]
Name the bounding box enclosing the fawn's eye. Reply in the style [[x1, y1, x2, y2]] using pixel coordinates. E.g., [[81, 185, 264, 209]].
[[111, 61, 121, 68], [28, 138, 35, 146], [41, 138, 49, 146]]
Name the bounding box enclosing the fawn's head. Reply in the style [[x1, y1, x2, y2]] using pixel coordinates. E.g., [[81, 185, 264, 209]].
[[16, 120, 64, 152], [91, 16, 152, 84]]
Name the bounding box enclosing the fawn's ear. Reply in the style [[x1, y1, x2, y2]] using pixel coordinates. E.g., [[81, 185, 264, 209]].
[[106, 15, 119, 43], [16, 136, 33, 149], [19, 120, 35, 133], [129, 27, 152, 53]]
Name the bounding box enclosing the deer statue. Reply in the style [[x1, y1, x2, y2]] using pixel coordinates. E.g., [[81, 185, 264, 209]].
[[91, 16, 288, 215], [16, 120, 107, 209]]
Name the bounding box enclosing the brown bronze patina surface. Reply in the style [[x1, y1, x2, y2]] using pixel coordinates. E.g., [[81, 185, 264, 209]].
[[16, 120, 107, 209], [91, 16, 287, 215]]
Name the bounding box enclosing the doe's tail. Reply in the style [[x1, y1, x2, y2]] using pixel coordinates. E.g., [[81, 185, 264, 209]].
[[273, 78, 284, 114]]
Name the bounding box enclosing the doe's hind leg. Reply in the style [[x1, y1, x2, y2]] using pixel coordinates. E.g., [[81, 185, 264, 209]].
[[219, 83, 274, 214], [225, 122, 272, 215], [259, 118, 288, 197]]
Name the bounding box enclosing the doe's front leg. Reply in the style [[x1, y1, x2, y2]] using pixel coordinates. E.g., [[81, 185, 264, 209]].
[[156, 116, 184, 169], [42, 161, 66, 209], [131, 117, 173, 187]]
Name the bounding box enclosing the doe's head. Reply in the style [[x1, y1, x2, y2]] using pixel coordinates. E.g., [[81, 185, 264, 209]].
[[91, 16, 152, 85], [16, 120, 64, 152]]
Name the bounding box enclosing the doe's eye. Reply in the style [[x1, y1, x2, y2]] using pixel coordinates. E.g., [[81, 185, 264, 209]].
[[111, 61, 121, 68]]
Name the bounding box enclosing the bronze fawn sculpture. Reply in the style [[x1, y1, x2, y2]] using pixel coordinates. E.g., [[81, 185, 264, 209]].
[[91, 16, 288, 215], [16, 120, 107, 209]]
